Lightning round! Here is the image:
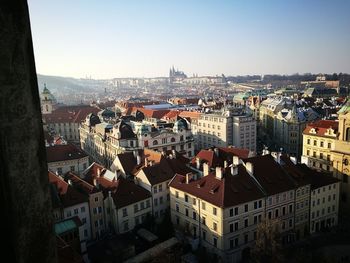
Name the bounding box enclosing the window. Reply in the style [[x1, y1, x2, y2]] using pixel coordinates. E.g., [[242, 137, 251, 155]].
[[244, 204, 248, 212], [244, 218, 248, 227], [70, 166, 75, 172], [307, 139, 310, 144], [313, 140, 317, 146], [176, 203, 179, 212], [289, 204, 293, 213], [282, 206, 286, 215], [268, 211, 272, 219], [230, 208, 233, 217], [57, 167, 62, 175], [230, 223, 234, 233], [213, 237, 217, 247], [289, 219, 293, 227], [328, 142, 331, 148], [320, 153, 323, 159], [193, 198, 196, 205], [235, 222, 239, 231], [175, 191, 179, 198], [159, 196, 163, 204], [159, 184, 163, 192], [202, 231, 206, 241], [81, 207, 85, 213], [94, 197, 99, 202], [134, 204, 138, 213], [307, 150, 310, 156], [153, 140, 158, 145], [122, 208, 128, 217], [82, 218, 86, 224], [213, 207, 217, 215], [202, 217, 206, 225], [154, 198, 158, 206], [141, 202, 145, 209], [167, 193, 170, 201], [193, 211, 197, 220], [185, 194, 188, 202], [185, 208, 189, 217], [202, 202, 206, 210], [213, 222, 217, 231], [275, 209, 279, 218]]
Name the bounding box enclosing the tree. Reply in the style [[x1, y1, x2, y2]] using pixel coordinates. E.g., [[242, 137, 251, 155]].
[[250, 218, 284, 263]]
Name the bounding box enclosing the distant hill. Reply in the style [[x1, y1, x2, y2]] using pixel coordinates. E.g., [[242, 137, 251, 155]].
[[37, 74, 105, 95]]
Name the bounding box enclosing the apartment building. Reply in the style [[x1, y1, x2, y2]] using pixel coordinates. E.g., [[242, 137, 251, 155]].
[[301, 120, 338, 172], [169, 165, 265, 262], [82, 162, 152, 234], [49, 171, 91, 258], [196, 107, 256, 150], [64, 171, 106, 240], [46, 144, 89, 176], [135, 152, 193, 220], [242, 155, 297, 244], [232, 115, 257, 152]]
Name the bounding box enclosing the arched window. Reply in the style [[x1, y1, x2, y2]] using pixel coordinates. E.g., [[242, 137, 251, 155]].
[[171, 137, 176, 143], [153, 140, 158, 146], [45, 105, 49, 112], [346, 127, 350, 142]]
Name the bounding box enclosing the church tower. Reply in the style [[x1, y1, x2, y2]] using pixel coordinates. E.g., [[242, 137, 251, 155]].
[[40, 84, 57, 114]]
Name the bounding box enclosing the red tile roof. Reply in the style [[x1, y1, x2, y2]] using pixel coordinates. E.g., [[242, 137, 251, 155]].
[[178, 111, 200, 120], [169, 165, 265, 208], [46, 144, 87, 163], [49, 171, 88, 208], [162, 110, 181, 120], [243, 154, 296, 195], [303, 120, 338, 137], [43, 105, 100, 124], [65, 172, 97, 194], [111, 177, 151, 209], [191, 147, 252, 169]]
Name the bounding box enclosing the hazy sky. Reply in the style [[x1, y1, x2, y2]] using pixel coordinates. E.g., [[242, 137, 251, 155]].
[[28, 0, 350, 79]]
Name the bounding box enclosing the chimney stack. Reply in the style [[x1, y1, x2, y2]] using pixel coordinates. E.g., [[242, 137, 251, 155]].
[[215, 167, 223, 180], [137, 154, 141, 165], [231, 165, 238, 176], [172, 149, 176, 158], [214, 148, 219, 157], [68, 179, 72, 185], [114, 170, 118, 180], [233, 155, 240, 165], [186, 173, 192, 184], [224, 160, 228, 168], [145, 158, 149, 167], [246, 162, 254, 175], [196, 157, 201, 169], [203, 162, 209, 176], [97, 168, 101, 177], [133, 150, 138, 158]]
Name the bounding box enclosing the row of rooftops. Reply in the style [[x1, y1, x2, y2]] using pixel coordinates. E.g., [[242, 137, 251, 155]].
[[169, 153, 339, 208]]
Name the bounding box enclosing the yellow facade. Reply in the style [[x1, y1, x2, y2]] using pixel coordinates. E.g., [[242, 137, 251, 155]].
[[332, 109, 350, 204]]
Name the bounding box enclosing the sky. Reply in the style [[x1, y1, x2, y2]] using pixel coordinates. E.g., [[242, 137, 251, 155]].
[[28, 0, 350, 79]]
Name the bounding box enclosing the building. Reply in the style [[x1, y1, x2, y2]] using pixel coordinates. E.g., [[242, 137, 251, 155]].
[[301, 120, 338, 173], [232, 115, 256, 152], [80, 114, 194, 167], [196, 107, 256, 151], [169, 162, 266, 262], [332, 99, 350, 205], [49, 171, 91, 259], [83, 163, 152, 234], [46, 144, 89, 176], [64, 171, 106, 240], [40, 84, 58, 114], [134, 151, 193, 220]]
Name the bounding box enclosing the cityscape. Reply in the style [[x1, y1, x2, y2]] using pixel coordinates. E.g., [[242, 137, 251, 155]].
[[1, 1, 350, 263]]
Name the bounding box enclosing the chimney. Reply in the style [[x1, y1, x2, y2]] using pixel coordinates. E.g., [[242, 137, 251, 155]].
[[214, 148, 219, 157], [137, 155, 141, 165], [133, 150, 138, 158], [97, 168, 101, 177], [145, 158, 149, 167], [108, 191, 112, 198], [68, 179, 72, 185], [114, 170, 118, 180], [224, 160, 228, 168], [231, 165, 238, 176], [215, 167, 223, 180], [186, 173, 192, 184], [246, 162, 254, 175], [233, 155, 240, 165], [172, 149, 176, 158], [203, 162, 209, 176], [196, 157, 201, 169]]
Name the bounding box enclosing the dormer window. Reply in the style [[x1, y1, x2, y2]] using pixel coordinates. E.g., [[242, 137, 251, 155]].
[[310, 128, 316, 134]]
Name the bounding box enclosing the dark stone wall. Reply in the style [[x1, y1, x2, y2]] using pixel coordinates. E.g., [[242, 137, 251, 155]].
[[0, 1, 57, 262]]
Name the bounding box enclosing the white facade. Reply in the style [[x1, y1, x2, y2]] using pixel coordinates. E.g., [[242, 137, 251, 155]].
[[48, 157, 89, 176], [232, 115, 257, 152]]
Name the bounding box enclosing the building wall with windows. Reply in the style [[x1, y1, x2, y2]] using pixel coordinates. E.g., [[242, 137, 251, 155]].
[[89, 191, 106, 240], [232, 115, 257, 152], [104, 194, 152, 234], [301, 120, 338, 173], [294, 184, 310, 239], [48, 157, 89, 176], [310, 182, 340, 233]]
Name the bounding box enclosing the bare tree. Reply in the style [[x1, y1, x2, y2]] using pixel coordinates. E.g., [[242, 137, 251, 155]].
[[250, 218, 284, 263]]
